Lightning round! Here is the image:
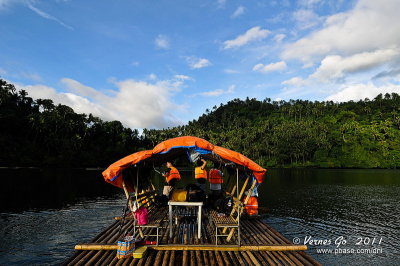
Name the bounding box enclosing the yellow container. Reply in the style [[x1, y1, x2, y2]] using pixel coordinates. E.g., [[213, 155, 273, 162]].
[[171, 189, 187, 202]]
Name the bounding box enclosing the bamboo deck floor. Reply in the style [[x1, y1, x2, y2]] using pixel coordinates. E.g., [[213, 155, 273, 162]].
[[63, 207, 320, 266]]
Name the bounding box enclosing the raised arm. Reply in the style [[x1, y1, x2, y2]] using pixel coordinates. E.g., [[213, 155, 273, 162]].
[[200, 159, 207, 170]]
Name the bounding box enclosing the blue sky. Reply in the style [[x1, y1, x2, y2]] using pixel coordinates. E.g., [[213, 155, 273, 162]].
[[1, 0, 400, 129]]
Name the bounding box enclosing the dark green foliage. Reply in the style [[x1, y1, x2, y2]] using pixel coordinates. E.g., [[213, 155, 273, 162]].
[[177, 96, 400, 168], [1, 78, 399, 168], [0, 79, 146, 167]]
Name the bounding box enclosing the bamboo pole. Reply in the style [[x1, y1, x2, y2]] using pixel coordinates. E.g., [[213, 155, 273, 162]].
[[226, 179, 257, 242], [214, 250, 224, 266], [151, 245, 308, 251], [246, 251, 261, 266], [252, 251, 273, 266], [182, 250, 188, 266], [85, 250, 106, 265], [258, 251, 279, 266], [75, 244, 307, 251], [233, 251, 246, 266], [208, 251, 217, 266], [227, 251, 239, 266], [144, 249, 156, 266], [161, 251, 170, 266], [99, 251, 116, 266], [266, 250, 284, 266], [240, 250, 255, 266], [122, 179, 134, 212], [94, 250, 113, 266], [167, 249, 175, 266], [237, 177, 249, 203], [202, 251, 209, 266], [219, 250, 231, 266], [297, 251, 323, 266], [190, 250, 196, 266], [229, 184, 236, 196], [243, 220, 275, 245], [65, 221, 121, 265], [276, 251, 297, 266], [153, 249, 164, 266]]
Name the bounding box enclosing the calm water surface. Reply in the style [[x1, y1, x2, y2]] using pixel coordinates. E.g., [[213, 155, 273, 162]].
[[260, 169, 400, 266], [0, 168, 399, 265]]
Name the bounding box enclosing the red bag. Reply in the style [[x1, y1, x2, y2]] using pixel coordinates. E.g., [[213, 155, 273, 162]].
[[134, 207, 148, 225]]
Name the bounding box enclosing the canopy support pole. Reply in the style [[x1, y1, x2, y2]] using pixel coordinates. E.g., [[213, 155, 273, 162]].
[[236, 168, 241, 246], [122, 179, 134, 212], [75, 244, 308, 251]]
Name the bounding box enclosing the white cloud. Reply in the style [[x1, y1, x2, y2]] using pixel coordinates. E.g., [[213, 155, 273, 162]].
[[224, 69, 240, 74], [282, 0, 400, 63], [326, 82, 400, 102], [279, 0, 400, 101], [0, 0, 24, 10], [223, 26, 270, 49], [131, 61, 140, 67], [61, 78, 105, 101], [310, 48, 400, 82], [299, 0, 322, 8], [253, 61, 287, 72], [216, 0, 226, 9], [274, 34, 286, 43], [174, 74, 192, 81], [186, 57, 212, 69], [0, 67, 7, 76], [20, 72, 42, 82], [231, 6, 245, 18], [199, 84, 235, 97], [373, 69, 400, 82], [19, 77, 186, 129], [27, 3, 73, 30], [282, 77, 308, 87], [0, 0, 12, 9], [148, 73, 158, 80], [293, 9, 322, 30], [155, 34, 170, 50]]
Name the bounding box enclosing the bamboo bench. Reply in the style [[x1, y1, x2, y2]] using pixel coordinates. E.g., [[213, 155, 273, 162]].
[[209, 209, 240, 245], [115, 189, 168, 245], [210, 177, 257, 245]]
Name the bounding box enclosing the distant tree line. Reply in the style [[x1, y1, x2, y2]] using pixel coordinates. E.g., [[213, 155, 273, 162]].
[[0, 79, 145, 167], [1, 79, 399, 168]]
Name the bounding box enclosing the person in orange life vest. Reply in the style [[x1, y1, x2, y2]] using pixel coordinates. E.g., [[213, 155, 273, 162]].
[[244, 190, 258, 216], [208, 164, 223, 196], [162, 161, 181, 197], [194, 158, 207, 191]]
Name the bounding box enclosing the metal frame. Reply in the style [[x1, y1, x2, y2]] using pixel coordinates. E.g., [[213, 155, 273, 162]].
[[215, 224, 240, 246], [214, 168, 241, 246], [140, 223, 168, 246], [168, 201, 203, 239]]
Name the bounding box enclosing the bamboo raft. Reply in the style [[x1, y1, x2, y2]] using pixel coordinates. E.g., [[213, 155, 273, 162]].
[[66, 137, 321, 265], [62, 207, 320, 266]]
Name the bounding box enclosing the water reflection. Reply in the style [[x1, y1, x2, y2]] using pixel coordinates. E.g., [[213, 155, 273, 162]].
[[0, 168, 399, 265], [261, 169, 400, 265], [0, 194, 125, 265], [0, 168, 119, 212]]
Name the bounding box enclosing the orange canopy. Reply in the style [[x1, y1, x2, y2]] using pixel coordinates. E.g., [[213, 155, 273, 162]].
[[102, 136, 266, 189]]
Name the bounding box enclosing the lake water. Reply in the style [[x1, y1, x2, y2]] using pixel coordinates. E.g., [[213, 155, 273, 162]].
[[0, 168, 399, 265]]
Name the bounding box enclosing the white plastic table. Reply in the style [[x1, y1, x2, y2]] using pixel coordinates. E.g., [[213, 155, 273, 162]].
[[168, 201, 203, 239]]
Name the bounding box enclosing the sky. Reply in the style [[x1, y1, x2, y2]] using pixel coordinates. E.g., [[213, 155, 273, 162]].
[[1, 0, 400, 129]]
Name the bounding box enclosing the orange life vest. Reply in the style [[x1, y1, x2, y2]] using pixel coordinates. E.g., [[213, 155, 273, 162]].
[[208, 169, 223, 184], [195, 167, 207, 179], [245, 196, 258, 216], [166, 166, 181, 183]]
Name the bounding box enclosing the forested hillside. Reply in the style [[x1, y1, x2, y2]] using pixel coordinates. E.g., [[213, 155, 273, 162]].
[[145, 97, 400, 168], [1, 79, 399, 168], [0, 79, 146, 167]]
